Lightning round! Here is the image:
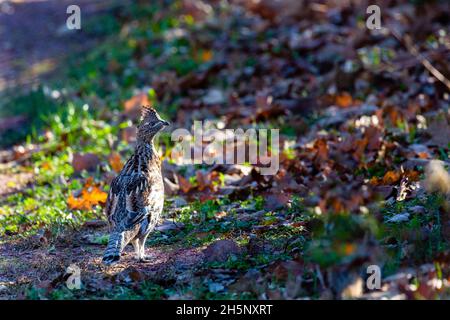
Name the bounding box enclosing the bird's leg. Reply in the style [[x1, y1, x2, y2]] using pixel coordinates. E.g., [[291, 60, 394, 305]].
[[132, 239, 141, 260], [102, 231, 124, 265], [137, 236, 153, 262]]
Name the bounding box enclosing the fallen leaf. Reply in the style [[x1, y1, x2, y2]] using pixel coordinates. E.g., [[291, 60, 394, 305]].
[[203, 239, 241, 263], [426, 116, 450, 148], [121, 126, 137, 143], [124, 92, 150, 119], [314, 138, 329, 164], [202, 89, 225, 105], [196, 171, 210, 191], [335, 92, 353, 108], [382, 171, 401, 185], [270, 260, 303, 281], [108, 152, 123, 173], [178, 175, 192, 193], [68, 185, 108, 211], [388, 212, 410, 223], [200, 50, 213, 62], [265, 193, 290, 210], [72, 153, 100, 172]]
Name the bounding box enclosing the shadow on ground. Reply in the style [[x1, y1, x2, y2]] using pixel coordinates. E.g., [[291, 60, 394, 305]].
[[0, 222, 205, 299], [0, 0, 124, 147]]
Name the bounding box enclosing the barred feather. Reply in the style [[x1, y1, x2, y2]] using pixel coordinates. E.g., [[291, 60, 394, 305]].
[[102, 107, 167, 265]]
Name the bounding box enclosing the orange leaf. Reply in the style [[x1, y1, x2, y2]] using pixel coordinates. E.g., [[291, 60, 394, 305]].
[[109, 152, 123, 173], [83, 186, 108, 204], [369, 176, 381, 186], [405, 170, 420, 181], [84, 177, 95, 188], [215, 211, 227, 219], [201, 50, 213, 62], [382, 171, 401, 185], [67, 186, 107, 211], [352, 137, 368, 162], [124, 92, 150, 119], [41, 161, 52, 171], [335, 92, 353, 108], [343, 243, 356, 255], [417, 152, 429, 159], [178, 175, 192, 193], [291, 222, 305, 228], [67, 194, 84, 210]]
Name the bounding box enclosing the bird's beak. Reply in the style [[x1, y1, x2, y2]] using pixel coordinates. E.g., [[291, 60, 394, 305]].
[[161, 120, 170, 126]]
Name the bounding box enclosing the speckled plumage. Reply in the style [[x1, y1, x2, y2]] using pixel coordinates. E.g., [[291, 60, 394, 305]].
[[102, 106, 169, 265]]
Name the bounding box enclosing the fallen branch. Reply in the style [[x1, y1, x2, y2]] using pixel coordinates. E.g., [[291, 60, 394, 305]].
[[389, 26, 450, 91]]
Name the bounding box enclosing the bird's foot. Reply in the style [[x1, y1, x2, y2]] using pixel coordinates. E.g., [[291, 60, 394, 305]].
[[137, 254, 154, 263], [102, 255, 120, 265]]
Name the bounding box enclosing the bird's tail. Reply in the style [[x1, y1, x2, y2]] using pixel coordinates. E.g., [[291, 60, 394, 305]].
[[102, 232, 124, 265]]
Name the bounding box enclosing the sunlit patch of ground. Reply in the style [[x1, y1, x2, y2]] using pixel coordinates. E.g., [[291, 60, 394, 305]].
[[0, 172, 33, 198]]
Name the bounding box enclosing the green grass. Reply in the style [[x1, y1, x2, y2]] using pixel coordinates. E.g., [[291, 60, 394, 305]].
[[381, 193, 448, 275], [0, 87, 59, 147], [0, 105, 118, 236]]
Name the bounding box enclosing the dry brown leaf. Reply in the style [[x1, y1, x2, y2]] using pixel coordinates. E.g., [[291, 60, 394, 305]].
[[314, 139, 329, 164], [178, 175, 192, 193], [196, 171, 209, 191], [108, 152, 123, 173], [121, 126, 137, 143], [124, 92, 150, 119], [265, 193, 290, 210], [382, 171, 401, 185], [72, 153, 100, 172]]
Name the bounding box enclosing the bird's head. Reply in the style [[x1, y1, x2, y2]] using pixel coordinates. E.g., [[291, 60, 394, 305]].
[[137, 106, 170, 142]]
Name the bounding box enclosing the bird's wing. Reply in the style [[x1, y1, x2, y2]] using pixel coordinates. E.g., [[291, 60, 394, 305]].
[[122, 173, 152, 229], [105, 176, 122, 226]]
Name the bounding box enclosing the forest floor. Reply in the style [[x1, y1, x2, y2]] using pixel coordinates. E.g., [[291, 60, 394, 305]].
[[0, 0, 449, 299], [0, 0, 117, 91], [0, 0, 115, 196]]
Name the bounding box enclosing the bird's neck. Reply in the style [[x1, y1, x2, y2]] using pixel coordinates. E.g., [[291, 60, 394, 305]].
[[135, 140, 158, 162], [122, 141, 160, 175]]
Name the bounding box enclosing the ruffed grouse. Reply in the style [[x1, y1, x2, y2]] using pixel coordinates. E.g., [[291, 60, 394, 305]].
[[102, 106, 169, 265]]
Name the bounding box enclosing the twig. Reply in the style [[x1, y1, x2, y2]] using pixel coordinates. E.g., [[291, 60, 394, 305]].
[[389, 26, 450, 91], [315, 264, 326, 290]]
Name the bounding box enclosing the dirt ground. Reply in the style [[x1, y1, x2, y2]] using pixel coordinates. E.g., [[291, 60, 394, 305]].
[[0, 214, 208, 299], [0, 0, 115, 91]]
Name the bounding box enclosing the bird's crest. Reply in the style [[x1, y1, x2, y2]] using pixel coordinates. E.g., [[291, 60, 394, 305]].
[[141, 105, 158, 121]]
